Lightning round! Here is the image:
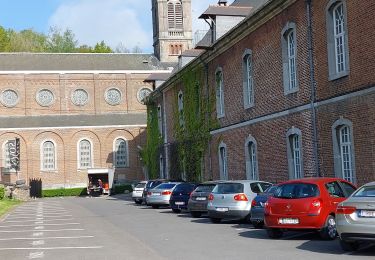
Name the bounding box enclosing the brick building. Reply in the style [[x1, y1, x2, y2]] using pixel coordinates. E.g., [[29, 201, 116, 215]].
[[146, 0, 375, 186], [0, 53, 170, 189]]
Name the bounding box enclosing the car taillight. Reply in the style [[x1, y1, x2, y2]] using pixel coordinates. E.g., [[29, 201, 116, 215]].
[[147, 192, 152, 196], [189, 192, 193, 198], [208, 194, 214, 201], [251, 199, 257, 207], [162, 191, 172, 195], [234, 193, 248, 201], [337, 205, 356, 214], [311, 199, 322, 208]]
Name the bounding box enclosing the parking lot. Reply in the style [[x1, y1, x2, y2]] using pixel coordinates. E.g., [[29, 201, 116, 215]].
[[0, 195, 374, 260]]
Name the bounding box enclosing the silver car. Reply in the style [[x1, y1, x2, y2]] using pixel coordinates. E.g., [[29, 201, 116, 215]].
[[207, 180, 272, 223], [146, 182, 181, 208], [336, 181, 375, 251], [131, 181, 147, 204]]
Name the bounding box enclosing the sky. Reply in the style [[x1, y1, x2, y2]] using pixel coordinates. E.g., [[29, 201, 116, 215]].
[[0, 0, 229, 53]]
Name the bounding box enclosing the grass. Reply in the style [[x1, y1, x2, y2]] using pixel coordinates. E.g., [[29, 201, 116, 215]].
[[0, 199, 22, 218]]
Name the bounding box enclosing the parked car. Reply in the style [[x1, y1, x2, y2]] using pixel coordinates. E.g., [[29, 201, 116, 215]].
[[131, 181, 147, 204], [188, 181, 221, 218], [250, 185, 279, 228], [170, 183, 198, 213], [264, 178, 356, 239], [143, 179, 168, 204], [146, 182, 181, 208], [207, 180, 272, 223], [336, 181, 375, 251]]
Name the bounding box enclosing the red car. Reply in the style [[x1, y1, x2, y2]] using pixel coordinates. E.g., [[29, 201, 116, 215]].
[[264, 178, 356, 239]]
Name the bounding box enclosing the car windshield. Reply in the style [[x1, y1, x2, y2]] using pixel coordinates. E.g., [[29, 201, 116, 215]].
[[274, 183, 319, 199], [154, 183, 176, 190], [213, 183, 244, 194], [353, 185, 375, 197], [174, 184, 195, 192], [135, 183, 146, 188], [195, 184, 216, 192]]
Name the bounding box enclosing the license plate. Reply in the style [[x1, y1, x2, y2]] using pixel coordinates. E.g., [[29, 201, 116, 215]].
[[278, 218, 299, 224], [152, 192, 160, 196], [175, 202, 185, 205], [360, 210, 375, 218], [196, 197, 207, 201], [216, 207, 229, 212]]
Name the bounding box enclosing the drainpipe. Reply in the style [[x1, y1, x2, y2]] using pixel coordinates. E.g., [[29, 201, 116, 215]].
[[306, 0, 321, 177]]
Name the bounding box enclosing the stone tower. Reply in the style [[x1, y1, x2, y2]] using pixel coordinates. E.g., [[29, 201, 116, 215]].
[[152, 0, 193, 64]]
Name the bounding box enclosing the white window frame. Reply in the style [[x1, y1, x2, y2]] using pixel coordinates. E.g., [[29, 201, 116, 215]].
[[215, 67, 225, 118], [113, 137, 129, 168], [218, 142, 228, 180], [333, 3, 346, 74], [40, 140, 57, 171], [286, 128, 304, 179], [77, 138, 93, 169], [2, 141, 15, 173], [242, 49, 254, 109], [245, 135, 258, 180], [281, 22, 298, 95], [339, 126, 354, 183]]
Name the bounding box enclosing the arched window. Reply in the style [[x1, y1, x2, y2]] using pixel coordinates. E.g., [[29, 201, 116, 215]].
[[178, 91, 184, 127], [281, 22, 298, 94], [157, 105, 162, 135], [41, 141, 56, 170], [326, 0, 349, 80], [79, 139, 92, 169], [215, 68, 225, 118], [218, 142, 228, 180], [114, 138, 128, 168], [242, 49, 254, 108], [332, 118, 356, 183], [168, 0, 183, 30], [159, 154, 164, 178], [286, 128, 304, 179], [245, 135, 258, 180]]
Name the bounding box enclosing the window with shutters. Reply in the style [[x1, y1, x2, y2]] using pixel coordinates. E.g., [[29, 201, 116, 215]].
[[78, 139, 92, 169], [114, 138, 128, 168], [41, 141, 56, 170], [168, 0, 183, 31]]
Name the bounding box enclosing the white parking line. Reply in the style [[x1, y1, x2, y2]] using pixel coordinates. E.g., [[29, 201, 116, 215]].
[[31, 240, 45, 246], [28, 252, 44, 259], [0, 229, 84, 233], [0, 223, 80, 228], [0, 246, 103, 250], [0, 236, 94, 241], [6, 215, 72, 220], [33, 233, 44, 237], [5, 218, 74, 223]]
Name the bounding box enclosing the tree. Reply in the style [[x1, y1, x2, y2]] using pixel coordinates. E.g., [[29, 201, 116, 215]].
[[46, 27, 77, 53], [0, 26, 11, 51], [77, 44, 93, 53], [115, 42, 130, 53], [132, 45, 143, 53], [8, 29, 47, 52], [93, 41, 113, 53]]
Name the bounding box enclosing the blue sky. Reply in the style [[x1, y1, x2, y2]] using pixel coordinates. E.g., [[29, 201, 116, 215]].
[[0, 0, 221, 53]]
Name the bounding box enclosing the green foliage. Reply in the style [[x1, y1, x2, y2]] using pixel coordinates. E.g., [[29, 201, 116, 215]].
[[42, 188, 87, 197], [142, 102, 163, 179], [8, 29, 47, 52], [93, 40, 113, 53], [113, 184, 133, 194], [46, 27, 77, 53], [0, 26, 11, 51], [0, 186, 4, 200]]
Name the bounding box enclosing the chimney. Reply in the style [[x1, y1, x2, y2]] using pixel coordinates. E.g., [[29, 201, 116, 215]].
[[218, 0, 227, 6]]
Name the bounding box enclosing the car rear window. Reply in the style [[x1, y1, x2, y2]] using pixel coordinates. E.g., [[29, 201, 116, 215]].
[[174, 184, 195, 192], [213, 183, 244, 194], [147, 181, 162, 188], [274, 183, 319, 199], [154, 183, 176, 190], [195, 184, 216, 192], [259, 182, 272, 191], [353, 185, 375, 197], [135, 183, 146, 188], [265, 186, 278, 195]]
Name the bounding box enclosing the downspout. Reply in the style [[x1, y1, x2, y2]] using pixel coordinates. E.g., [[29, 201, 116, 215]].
[[306, 0, 321, 177]]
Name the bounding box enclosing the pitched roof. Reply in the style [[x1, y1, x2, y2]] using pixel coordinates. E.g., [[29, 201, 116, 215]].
[[0, 53, 166, 71], [199, 6, 252, 19], [181, 49, 205, 57], [144, 73, 171, 82], [230, 0, 269, 9]]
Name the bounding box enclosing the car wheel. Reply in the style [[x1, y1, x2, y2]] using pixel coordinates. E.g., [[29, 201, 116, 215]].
[[339, 239, 360, 251], [191, 211, 202, 218], [252, 221, 264, 229], [210, 218, 222, 223], [151, 205, 159, 209], [172, 208, 181, 213], [135, 200, 142, 205], [320, 215, 337, 240], [267, 228, 283, 239]]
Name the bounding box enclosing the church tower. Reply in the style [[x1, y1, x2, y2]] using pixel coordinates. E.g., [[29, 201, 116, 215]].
[[152, 0, 193, 64]]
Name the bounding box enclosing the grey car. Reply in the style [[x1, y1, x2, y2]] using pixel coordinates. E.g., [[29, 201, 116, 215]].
[[336, 181, 375, 251], [146, 182, 181, 208], [131, 181, 147, 204], [188, 181, 221, 218], [207, 180, 272, 223]]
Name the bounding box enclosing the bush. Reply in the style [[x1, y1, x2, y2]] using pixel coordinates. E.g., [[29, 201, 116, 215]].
[[113, 184, 133, 194], [0, 186, 4, 200], [42, 188, 87, 197]]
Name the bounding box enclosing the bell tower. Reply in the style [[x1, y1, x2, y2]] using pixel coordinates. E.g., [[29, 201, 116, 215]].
[[152, 0, 192, 64]]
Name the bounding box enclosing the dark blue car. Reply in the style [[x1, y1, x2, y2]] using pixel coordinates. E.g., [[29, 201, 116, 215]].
[[170, 183, 197, 213]]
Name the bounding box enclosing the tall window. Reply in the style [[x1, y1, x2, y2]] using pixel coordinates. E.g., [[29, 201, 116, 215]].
[[79, 139, 92, 169], [42, 141, 56, 170], [245, 136, 258, 180], [157, 105, 162, 135], [114, 138, 128, 168], [216, 68, 225, 118], [218, 143, 228, 180], [282, 22, 298, 94], [332, 119, 356, 183], [243, 49, 254, 108], [178, 91, 184, 127], [168, 0, 183, 30], [286, 128, 303, 179], [326, 1, 349, 80], [159, 155, 164, 178], [2, 142, 12, 172]]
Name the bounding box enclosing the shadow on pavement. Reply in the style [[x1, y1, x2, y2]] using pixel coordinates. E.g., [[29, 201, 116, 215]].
[[297, 240, 375, 256]]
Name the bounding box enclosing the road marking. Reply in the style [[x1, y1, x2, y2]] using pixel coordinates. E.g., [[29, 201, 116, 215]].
[[0, 236, 94, 241], [5, 218, 74, 223], [31, 240, 45, 246], [28, 252, 44, 259], [34, 226, 44, 230], [7, 215, 72, 220], [0, 246, 103, 250], [33, 232, 44, 237], [35, 222, 44, 225], [0, 223, 79, 228], [0, 229, 84, 233]]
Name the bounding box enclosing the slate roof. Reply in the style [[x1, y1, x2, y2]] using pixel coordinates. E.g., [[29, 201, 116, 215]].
[[0, 53, 166, 71], [231, 0, 269, 9], [181, 49, 205, 57], [199, 6, 252, 19], [0, 114, 147, 129], [144, 73, 171, 82]]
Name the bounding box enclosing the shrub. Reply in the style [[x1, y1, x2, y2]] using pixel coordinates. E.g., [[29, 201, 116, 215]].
[[0, 186, 4, 200], [113, 184, 133, 194], [42, 188, 87, 197]]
